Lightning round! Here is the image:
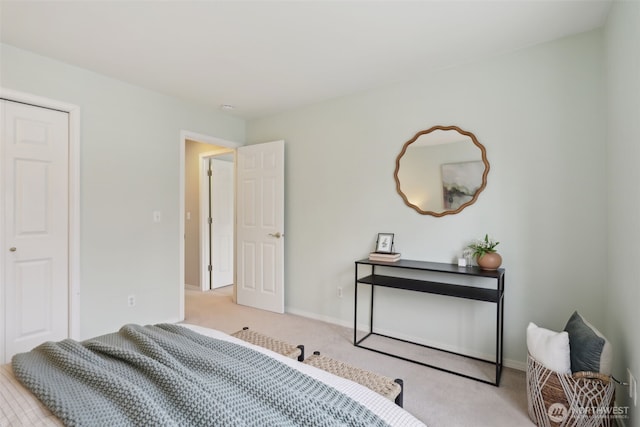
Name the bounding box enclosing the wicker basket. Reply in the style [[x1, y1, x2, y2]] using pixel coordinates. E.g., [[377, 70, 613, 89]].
[[526, 354, 615, 427]]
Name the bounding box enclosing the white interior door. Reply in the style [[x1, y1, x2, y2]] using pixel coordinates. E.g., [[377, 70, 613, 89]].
[[1, 100, 69, 361], [211, 158, 234, 289], [236, 140, 284, 313]]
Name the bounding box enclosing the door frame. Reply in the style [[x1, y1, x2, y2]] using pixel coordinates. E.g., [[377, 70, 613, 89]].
[[0, 88, 81, 354], [179, 131, 240, 319]]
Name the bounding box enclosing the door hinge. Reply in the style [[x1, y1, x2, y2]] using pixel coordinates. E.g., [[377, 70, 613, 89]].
[[208, 217, 213, 225], [207, 169, 212, 177], [208, 265, 212, 272]]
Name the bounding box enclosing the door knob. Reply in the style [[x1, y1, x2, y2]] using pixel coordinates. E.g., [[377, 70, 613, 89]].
[[268, 232, 283, 238], [9, 247, 16, 252]]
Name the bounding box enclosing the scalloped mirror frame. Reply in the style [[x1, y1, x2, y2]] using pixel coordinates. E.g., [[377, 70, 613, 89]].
[[394, 125, 490, 217]]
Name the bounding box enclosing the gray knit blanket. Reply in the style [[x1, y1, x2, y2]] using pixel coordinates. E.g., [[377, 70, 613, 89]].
[[12, 324, 390, 427]]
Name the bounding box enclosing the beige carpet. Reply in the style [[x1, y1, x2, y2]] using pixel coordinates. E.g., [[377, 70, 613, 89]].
[[184, 287, 533, 427]]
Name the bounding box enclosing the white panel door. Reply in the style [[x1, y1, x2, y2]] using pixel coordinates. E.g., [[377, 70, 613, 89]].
[[236, 141, 284, 313], [1, 100, 69, 361], [211, 158, 234, 289]]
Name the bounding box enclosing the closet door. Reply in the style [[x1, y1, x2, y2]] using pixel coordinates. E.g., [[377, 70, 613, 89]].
[[1, 100, 69, 362]]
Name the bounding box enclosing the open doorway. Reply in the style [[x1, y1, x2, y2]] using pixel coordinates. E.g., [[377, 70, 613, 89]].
[[179, 132, 284, 320], [184, 139, 235, 292]]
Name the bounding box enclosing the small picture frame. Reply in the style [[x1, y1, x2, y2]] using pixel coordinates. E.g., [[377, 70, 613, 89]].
[[375, 233, 395, 253]]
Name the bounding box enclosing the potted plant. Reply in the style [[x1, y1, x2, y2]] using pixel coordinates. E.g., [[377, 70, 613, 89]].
[[468, 234, 502, 270]]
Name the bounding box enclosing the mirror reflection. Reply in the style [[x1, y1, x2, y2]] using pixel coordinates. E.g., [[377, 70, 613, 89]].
[[394, 125, 489, 217]]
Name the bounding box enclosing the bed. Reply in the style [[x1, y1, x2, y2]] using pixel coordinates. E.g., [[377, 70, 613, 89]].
[[1, 323, 425, 426]]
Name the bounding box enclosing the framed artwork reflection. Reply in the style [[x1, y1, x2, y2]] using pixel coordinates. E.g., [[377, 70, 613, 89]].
[[441, 160, 484, 210]]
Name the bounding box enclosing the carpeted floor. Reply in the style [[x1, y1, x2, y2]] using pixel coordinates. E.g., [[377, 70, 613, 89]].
[[184, 287, 534, 427]]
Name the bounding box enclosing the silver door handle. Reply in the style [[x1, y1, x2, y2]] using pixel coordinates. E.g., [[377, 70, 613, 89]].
[[268, 232, 283, 238]]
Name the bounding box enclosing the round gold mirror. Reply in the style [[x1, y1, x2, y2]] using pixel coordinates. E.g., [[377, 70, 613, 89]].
[[394, 125, 489, 217]]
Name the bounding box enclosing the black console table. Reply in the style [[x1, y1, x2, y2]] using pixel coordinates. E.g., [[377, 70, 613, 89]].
[[354, 258, 505, 386]]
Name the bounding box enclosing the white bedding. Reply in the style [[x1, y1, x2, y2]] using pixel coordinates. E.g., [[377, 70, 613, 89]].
[[1, 324, 426, 427]]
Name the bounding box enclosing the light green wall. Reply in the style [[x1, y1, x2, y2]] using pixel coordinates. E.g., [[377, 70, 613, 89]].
[[605, 1, 640, 424], [247, 29, 608, 368], [0, 43, 245, 339]]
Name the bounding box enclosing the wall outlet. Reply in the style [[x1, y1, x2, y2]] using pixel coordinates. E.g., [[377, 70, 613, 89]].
[[127, 295, 136, 307], [337, 287, 343, 298], [629, 369, 637, 406]]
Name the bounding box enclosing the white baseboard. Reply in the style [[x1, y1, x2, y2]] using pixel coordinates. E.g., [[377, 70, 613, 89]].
[[286, 306, 352, 328], [285, 306, 527, 371], [505, 359, 527, 371]]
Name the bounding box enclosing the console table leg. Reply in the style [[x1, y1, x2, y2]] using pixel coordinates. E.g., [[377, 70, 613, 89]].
[[354, 266, 359, 345]]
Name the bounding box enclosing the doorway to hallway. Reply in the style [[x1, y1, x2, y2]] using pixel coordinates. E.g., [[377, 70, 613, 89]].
[[184, 139, 235, 292]]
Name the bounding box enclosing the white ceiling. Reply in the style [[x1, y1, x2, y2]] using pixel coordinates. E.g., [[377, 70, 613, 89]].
[[0, 0, 612, 120]]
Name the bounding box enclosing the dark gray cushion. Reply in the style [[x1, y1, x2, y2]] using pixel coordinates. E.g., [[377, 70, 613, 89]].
[[564, 311, 612, 374]]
